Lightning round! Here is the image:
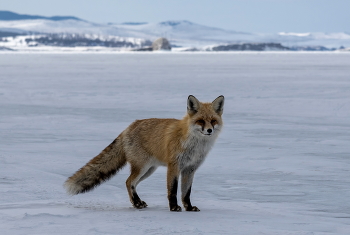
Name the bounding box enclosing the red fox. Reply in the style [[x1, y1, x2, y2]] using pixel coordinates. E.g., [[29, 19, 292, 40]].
[[64, 95, 224, 212]]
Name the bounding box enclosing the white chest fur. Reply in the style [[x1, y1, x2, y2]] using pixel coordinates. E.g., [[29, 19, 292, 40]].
[[177, 134, 217, 170]]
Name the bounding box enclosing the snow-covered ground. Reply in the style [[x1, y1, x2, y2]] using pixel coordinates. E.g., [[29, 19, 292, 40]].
[[1, 52, 350, 234], [0, 34, 150, 52]]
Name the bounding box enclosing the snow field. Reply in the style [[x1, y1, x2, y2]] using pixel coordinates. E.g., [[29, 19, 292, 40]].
[[1, 52, 350, 234]]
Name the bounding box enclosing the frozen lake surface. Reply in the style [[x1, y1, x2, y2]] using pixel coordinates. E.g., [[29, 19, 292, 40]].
[[1, 52, 350, 234]]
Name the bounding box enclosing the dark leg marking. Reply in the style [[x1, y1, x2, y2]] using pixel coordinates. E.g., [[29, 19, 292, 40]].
[[169, 178, 181, 211], [131, 186, 147, 209], [183, 186, 200, 211], [183, 186, 192, 209]]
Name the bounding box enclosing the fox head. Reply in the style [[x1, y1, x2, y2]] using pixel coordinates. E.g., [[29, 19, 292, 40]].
[[187, 95, 224, 137]]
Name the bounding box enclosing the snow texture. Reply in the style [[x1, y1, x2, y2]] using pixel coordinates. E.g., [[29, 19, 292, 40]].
[[1, 52, 350, 234], [0, 34, 150, 51]]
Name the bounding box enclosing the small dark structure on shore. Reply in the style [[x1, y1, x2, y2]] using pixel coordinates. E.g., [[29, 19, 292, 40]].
[[134, 37, 171, 51]]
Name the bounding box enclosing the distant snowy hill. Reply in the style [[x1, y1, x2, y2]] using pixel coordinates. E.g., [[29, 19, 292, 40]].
[[262, 32, 350, 49], [1, 11, 350, 51], [0, 10, 82, 21], [0, 15, 255, 46], [110, 20, 256, 46]]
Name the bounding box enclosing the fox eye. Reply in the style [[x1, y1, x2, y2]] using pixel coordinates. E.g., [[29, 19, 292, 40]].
[[196, 119, 205, 125], [211, 120, 217, 126]]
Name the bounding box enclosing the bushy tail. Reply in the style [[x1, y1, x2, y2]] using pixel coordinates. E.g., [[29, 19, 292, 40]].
[[64, 137, 126, 195]]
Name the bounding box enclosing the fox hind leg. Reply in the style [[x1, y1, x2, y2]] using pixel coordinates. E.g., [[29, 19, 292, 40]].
[[136, 166, 157, 187], [126, 165, 156, 209]]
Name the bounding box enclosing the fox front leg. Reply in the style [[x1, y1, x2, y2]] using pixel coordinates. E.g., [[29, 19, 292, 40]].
[[167, 164, 182, 211], [181, 167, 200, 211]]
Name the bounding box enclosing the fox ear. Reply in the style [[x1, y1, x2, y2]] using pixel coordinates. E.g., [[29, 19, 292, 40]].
[[212, 95, 224, 115], [187, 95, 200, 115]]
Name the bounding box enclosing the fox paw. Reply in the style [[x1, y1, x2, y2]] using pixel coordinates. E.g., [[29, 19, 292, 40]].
[[186, 206, 200, 212], [170, 205, 182, 212], [133, 200, 148, 209]]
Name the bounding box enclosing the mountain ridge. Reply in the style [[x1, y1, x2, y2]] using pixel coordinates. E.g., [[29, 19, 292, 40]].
[[1, 11, 350, 51], [0, 10, 82, 21]]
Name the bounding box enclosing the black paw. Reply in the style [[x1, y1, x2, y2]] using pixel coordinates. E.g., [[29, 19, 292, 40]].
[[186, 206, 200, 212], [133, 200, 148, 209], [170, 205, 182, 212]]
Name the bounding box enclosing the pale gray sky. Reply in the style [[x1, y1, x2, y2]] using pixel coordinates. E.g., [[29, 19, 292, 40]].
[[1, 0, 350, 33]]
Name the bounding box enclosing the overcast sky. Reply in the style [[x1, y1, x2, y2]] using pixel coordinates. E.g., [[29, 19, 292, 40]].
[[2, 0, 350, 33]]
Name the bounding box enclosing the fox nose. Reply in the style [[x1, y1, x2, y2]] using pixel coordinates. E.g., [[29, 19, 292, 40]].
[[207, 129, 212, 134]]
